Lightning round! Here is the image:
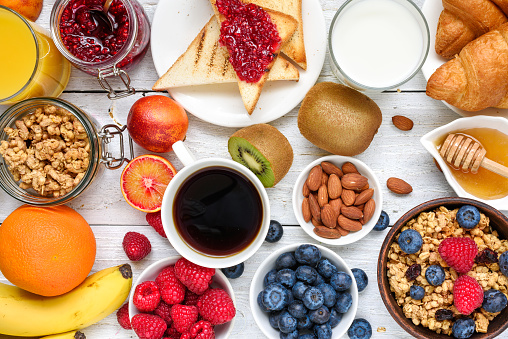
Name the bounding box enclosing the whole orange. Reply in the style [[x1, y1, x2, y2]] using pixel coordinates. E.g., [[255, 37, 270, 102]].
[[127, 95, 189, 153], [0, 205, 96, 296]]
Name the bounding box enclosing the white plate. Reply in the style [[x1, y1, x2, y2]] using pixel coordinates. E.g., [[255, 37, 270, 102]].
[[421, 0, 508, 118], [151, 0, 327, 127]]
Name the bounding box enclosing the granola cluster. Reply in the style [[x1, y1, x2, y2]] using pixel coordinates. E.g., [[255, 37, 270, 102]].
[[387, 206, 508, 335]]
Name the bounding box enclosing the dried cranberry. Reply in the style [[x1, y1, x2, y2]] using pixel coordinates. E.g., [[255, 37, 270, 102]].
[[475, 248, 499, 264], [405, 263, 421, 281], [435, 309, 454, 321]]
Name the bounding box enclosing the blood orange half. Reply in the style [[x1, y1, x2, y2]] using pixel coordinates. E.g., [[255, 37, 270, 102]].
[[120, 155, 177, 212]]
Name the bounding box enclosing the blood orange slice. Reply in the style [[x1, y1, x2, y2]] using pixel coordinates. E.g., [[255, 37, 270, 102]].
[[120, 155, 177, 212]]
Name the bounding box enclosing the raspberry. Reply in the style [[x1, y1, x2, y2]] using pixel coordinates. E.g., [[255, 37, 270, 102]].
[[131, 313, 167, 339], [185, 290, 201, 306], [165, 325, 181, 339], [170, 304, 199, 333], [156, 266, 186, 305], [174, 258, 215, 295], [438, 237, 478, 274], [146, 211, 167, 238], [116, 303, 131, 330], [180, 320, 215, 339], [154, 301, 173, 327], [197, 288, 236, 325], [453, 275, 484, 315], [123, 232, 151, 261], [133, 281, 161, 312]]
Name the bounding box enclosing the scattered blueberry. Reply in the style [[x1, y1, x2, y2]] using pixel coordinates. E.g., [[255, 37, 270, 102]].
[[292, 281, 309, 300], [288, 300, 307, 319], [456, 205, 481, 229], [499, 251, 508, 277], [262, 283, 290, 311], [302, 286, 324, 310], [482, 289, 508, 313], [278, 311, 298, 333], [317, 283, 337, 308], [221, 262, 244, 279], [316, 259, 337, 279], [373, 210, 390, 231], [398, 229, 423, 254], [297, 315, 313, 330], [295, 244, 322, 267], [352, 268, 368, 292], [269, 310, 283, 329], [277, 252, 297, 270], [296, 265, 318, 284], [280, 330, 299, 339], [452, 317, 475, 339], [257, 291, 270, 312], [264, 269, 278, 287], [334, 292, 353, 314], [329, 308, 343, 328], [410, 285, 425, 300], [313, 273, 326, 286], [347, 318, 372, 339], [277, 268, 297, 288], [309, 305, 331, 324], [425, 265, 445, 286], [266, 219, 284, 242], [330, 271, 352, 292], [298, 334, 316, 339], [313, 323, 332, 339]]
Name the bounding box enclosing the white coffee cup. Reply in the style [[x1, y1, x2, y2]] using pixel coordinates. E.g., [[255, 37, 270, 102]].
[[160, 141, 271, 268]]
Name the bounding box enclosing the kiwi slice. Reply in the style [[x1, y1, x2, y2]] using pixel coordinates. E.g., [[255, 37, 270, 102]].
[[228, 124, 293, 188]]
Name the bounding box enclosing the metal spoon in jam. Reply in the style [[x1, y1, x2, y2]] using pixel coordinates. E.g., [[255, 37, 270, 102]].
[[89, 0, 115, 33]]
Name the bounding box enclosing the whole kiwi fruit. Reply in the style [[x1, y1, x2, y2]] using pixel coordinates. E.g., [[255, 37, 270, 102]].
[[298, 82, 382, 156]]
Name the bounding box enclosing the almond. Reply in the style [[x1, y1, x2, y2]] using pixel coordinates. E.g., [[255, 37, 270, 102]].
[[321, 161, 343, 177], [392, 115, 414, 131], [302, 198, 311, 222], [341, 205, 363, 220], [308, 193, 321, 221], [356, 203, 365, 211], [318, 185, 328, 208], [321, 204, 337, 228], [327, 174, 342, 200], [321, 172, 329, 186], [329, 198, 342, 216], [355, 188, 374, 205], [342, 162, 358, 174], [306, 165, 322, 191], [387, 177, 413, 194], [341, 189, 356, 206], [314, 226, 341, 239], [338, 215, 362, 231], [362, 198, 376, 224], [358, 183, 370, 191], [312, 218, 323, 227], [302, 182, 310, 197], [336, 225, 350, 236], [341, 173, 368, 190]]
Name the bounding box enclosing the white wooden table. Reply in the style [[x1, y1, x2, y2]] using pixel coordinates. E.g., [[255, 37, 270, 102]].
[[1, 0, 508, 338]]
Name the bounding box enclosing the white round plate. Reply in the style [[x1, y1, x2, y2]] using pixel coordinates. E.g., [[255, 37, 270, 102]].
[[421, 0, 508, 118], [151, 0, 327, 127]]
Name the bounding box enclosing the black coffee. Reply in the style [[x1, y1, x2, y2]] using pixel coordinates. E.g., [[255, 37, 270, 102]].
[[173, 166, 263, 256]]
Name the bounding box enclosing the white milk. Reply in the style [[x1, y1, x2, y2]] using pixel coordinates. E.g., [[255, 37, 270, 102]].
[[330, 0, 426, 89]]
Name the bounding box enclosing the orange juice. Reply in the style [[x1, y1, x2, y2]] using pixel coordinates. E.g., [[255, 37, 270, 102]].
[[0, 6, 71, 104]]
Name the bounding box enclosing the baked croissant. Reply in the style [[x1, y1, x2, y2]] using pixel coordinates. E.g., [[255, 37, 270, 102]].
[[427, 22, 508, 111], [435, 0, 508, 58]]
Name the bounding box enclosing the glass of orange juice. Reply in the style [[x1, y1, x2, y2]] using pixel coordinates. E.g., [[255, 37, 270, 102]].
[[0, 6, 71, 105]]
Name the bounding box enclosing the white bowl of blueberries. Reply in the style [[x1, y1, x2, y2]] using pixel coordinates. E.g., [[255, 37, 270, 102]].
[[249, 243, 368, 339]]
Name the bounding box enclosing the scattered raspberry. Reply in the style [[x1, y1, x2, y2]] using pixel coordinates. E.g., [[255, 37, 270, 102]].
[[156, 266, 186, 305], [180, 320, 216, 339], [146, 211, 167, 238], [131, 313, 167, 339], [453, 275, 484, 315], [170, 304, 199, 333], [438, 237, 478, 274], [154, 301, 173, 327], [174, 258, 215, 295], [133, 281, 161, 312], [123, 232, 151, 261], [185, 290, 201, 307], [197, 288, 236, 325], [116, 303, 131, 330]]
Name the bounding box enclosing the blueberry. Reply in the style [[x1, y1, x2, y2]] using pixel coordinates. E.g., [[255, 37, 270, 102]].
[[482, 289, 508, 313], [309, 305, 331, 324], [286, 287, 295, 304], [312, 273, 326, 286], [398, 229, 423, 254], [313, 323, 332, 339], [221, 262, 244, 279], [425, 265, 445, 286], [297, 315, 313, 330], [257, 291, 270, 312], [329, 308, 343, 328], [330, 271, 352, 292], [347, 318, 372, 339], [262, 283, 290, 311], [456, 205, 481, 229], [410, 285, 425, 300], [269, 310, 283, 329], [292, 281, 309, 300], [302, 286, 324, 310], [264, 269, 278, 287], [277, 252, 297, 270], [373, 210, 390, 231], [298, 334, 316, 339], [352, 268, 368, 292], [295, 244, 322, 267], [316, 283, 337, 308], [499, 251, 508, 277], [277, 268, 297, 288], [266, 219, 284, 242], [288, 300, 307, 319], [278, 311, 298, 333], [452, 317, 475, 339], [335, 292, 353, 313], [316, 259, 338, 279], [280, 330, 299, 339], [296, 265, 318, 284]]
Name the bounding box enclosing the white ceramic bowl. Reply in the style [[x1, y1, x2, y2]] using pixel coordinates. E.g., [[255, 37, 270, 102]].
[[292, 155, 383, 245], [420, 116, 508, 211], [249, 243, 358, 338], [128, 256, 236, 338]]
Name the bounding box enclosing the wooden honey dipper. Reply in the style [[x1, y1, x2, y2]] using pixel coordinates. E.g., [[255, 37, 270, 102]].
[[439, 133, 508, 178]]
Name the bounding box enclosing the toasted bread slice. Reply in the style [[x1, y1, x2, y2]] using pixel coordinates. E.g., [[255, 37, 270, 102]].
[[152, 17, 299, 90]]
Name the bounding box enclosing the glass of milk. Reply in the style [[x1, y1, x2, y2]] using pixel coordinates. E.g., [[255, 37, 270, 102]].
[[328, 0, 430, 92]]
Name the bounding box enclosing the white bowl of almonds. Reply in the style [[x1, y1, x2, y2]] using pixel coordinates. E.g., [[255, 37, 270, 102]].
[[292, 155, 382, 245]]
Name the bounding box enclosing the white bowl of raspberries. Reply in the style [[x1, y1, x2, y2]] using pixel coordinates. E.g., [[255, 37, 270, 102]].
[[250, 243, 359, 339], [127, 256, 236, 339]]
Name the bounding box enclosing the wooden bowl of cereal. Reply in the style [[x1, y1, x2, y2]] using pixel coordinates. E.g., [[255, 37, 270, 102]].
[[377, 197, 508, 339]]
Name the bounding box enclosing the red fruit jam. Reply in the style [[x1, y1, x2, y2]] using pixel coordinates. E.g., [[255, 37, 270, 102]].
[[216, 0, 281, 83]]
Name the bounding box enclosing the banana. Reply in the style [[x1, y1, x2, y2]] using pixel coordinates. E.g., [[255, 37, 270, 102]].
[[0, 264, 132, 337], [0, 330, 85, 339]]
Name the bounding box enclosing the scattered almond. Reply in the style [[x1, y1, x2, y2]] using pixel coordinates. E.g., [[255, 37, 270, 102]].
[[341, 205, 363, 220], [392, 115, 414, 131], [318, 185, 328, 208], [307, 165, 322, 191], [341, 173, 368, 190], [338, 215, 362, 231], [309, 194, 321, 221], [387, 177, 413, 194], [314, 226, 341, 239], [327, 174, 342, 200], [355, 188, 374, 205], [302, 198, 311, 222], [362, 198, 376, 224], [342, 162, 358, 174], [321, 161, 343, 177], [341, 189, 356, 206], [321, 204, 337, 228]]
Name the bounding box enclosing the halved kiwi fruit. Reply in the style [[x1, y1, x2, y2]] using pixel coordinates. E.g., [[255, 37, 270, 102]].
[[228, 124, 293, 188]]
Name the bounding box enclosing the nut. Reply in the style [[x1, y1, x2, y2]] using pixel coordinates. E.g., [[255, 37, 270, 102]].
[[329, 198, 342, 216], [327, 174, 342, 200], [302, 182, 310, 197], [318, 185, 328, 208], [308, 193, 321, 222], [336, 225, 350, 236], [311, 218, 323, 227], [342, 162, 358, 174], [362, 198, 376, 224], [355, 188, 374, 205], [314, 226, 341, 239], [338, 215, 362, 231], [321, 161, 343, 177], [341, 189, 356, 206], [321, 172, 329, 186], [392, 115, 414, 131], [306, 165, 323, 191], [341, 205, 363, 220], [387, 177, 413, 194], [321, 204, 337, 228], [341, 173, 368, 190], [302, 198, 311, 222]]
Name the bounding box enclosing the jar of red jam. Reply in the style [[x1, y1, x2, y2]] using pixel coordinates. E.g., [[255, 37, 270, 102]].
[[50, 0, 150, 99]]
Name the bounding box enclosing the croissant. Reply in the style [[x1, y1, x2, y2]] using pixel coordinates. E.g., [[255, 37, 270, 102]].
[[435, 0, 508, 58], [426, 22, 508, 111]]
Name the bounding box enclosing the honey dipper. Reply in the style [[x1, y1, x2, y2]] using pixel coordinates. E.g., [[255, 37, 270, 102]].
[[439, 133, 508, 178]]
